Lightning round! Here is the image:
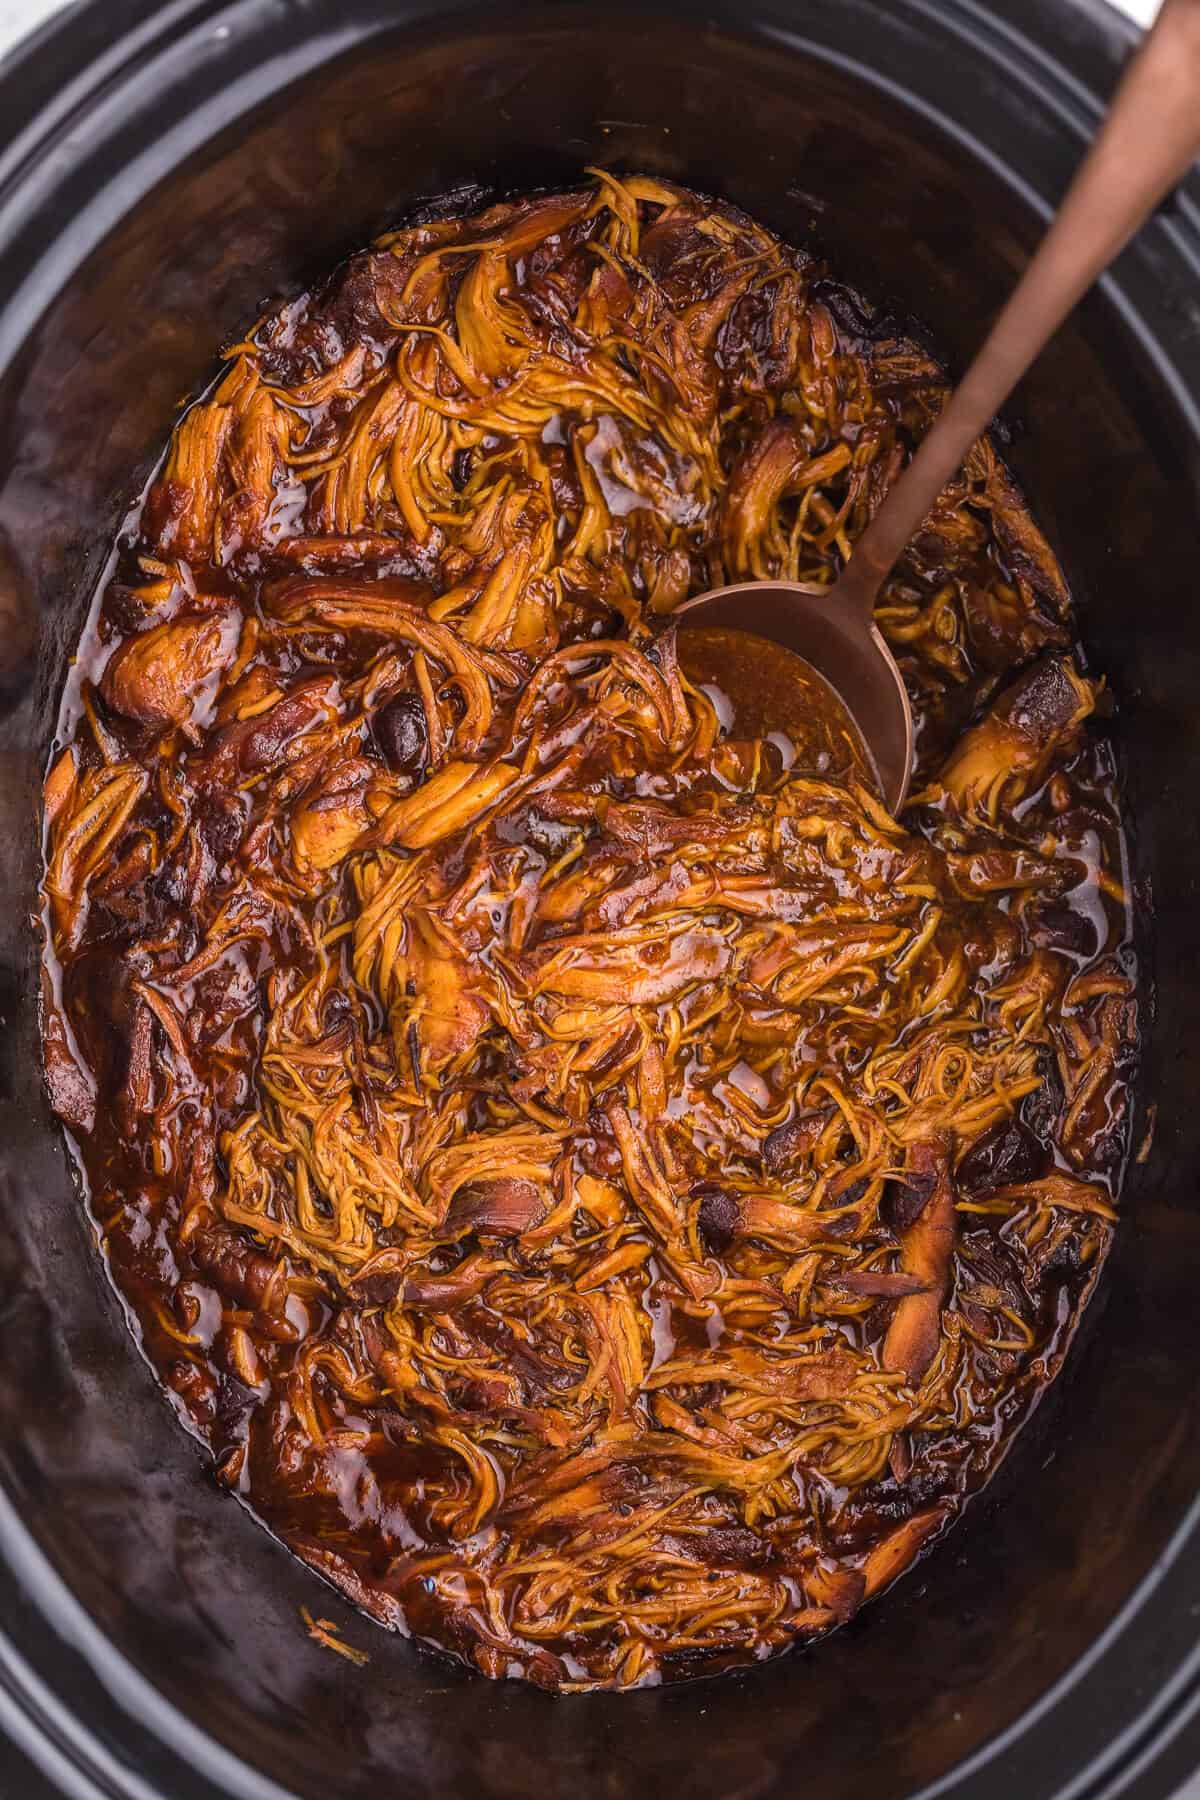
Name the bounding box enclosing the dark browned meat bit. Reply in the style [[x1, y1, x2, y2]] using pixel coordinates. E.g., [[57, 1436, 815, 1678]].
[[373, 690, 429, 774], [39, 173, 1137, 1693]]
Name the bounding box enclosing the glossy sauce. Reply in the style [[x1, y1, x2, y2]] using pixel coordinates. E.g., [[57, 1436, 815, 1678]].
[[676, 625, 875, 789], [39, 175, 1138, 1691]]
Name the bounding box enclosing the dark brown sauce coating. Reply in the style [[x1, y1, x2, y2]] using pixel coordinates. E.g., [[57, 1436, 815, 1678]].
[[39, 175, 1137, 1691], [676, 626, 875, 788]]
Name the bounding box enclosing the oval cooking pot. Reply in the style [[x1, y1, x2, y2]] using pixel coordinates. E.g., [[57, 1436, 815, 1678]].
[[0, 3, 1199, 1797]]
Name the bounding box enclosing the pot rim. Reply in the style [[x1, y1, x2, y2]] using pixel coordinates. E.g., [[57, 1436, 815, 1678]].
[[1, 3, 1199, 1797]]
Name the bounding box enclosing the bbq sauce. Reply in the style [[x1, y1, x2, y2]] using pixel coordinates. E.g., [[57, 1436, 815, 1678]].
[[39, 175, 1137, 1691]]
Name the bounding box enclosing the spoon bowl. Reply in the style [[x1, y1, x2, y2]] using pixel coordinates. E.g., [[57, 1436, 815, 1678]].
[[675, 580, 914, 812]]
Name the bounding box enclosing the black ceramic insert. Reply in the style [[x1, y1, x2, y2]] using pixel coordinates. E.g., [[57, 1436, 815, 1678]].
[[0, 3, 1198, 1797]]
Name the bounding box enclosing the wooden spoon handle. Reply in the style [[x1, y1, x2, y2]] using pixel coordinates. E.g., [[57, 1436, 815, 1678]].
[[843, 0, 1200, 613]]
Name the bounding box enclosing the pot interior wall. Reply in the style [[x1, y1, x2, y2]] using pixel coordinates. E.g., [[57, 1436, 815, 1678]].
[[0, 7, 1198, 1798]]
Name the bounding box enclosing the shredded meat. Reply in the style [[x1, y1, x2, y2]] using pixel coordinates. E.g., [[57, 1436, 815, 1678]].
[[39, 174, 1137, 1693]]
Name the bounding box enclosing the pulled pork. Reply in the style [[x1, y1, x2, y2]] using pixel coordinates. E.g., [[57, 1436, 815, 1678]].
[[40, 174, 1136, 1691]]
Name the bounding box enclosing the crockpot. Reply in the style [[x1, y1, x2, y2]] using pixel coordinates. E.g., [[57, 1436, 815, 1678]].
[[1, 1, 1199, 1795]]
